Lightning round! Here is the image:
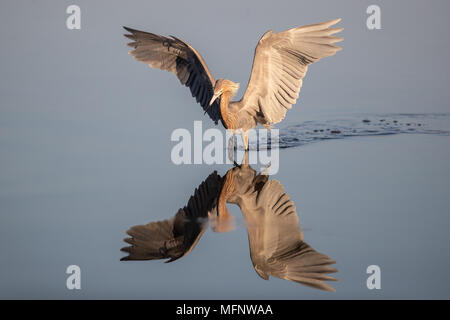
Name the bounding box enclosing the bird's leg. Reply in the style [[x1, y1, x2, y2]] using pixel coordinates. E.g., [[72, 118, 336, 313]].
[[242, 132, 249, 151], [227, 131, 239, 163], [227, 132, 235, 150], [243, 150, 249, 165]]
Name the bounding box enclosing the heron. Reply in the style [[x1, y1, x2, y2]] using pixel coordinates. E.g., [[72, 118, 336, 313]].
[[121, 157, 337, 291], [123, 19, 343, 150]]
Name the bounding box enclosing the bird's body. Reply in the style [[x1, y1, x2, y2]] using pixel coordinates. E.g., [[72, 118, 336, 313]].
[[124, 19, 343, 149]]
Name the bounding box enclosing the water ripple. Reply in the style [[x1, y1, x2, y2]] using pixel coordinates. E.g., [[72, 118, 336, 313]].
[[257, 113, 450, 149]]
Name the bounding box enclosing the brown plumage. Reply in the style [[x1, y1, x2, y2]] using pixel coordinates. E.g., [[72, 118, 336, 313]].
[[121, 159, 337, 291], [123, 19, 343, 149], [212, 169, 236, 233], [225, 161, 338, 291]]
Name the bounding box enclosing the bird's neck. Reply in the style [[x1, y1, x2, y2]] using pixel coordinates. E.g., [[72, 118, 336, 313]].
[[220, 91, 238, 129], [215, 171, 235, 232]]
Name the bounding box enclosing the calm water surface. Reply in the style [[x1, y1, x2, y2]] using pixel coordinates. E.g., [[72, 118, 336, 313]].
[[2, 0, 450, 300], [1, 127, 450, 299]]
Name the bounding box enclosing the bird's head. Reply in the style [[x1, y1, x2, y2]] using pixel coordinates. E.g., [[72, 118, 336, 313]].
[[209, 79, 240, 106]]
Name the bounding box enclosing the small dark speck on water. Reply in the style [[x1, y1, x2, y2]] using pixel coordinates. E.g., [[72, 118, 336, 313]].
[[261, 113, 450, 150]]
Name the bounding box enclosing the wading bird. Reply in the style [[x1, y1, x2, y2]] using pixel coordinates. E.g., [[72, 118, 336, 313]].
[[121, 157, 337, 291], [124, 19, 343, 150]]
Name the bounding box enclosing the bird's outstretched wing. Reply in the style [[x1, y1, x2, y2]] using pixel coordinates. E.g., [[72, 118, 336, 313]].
[[236, 19, 343, 125], [121, 172, 223, 262], [235, 178, 338, 291], [123, 27, 221, 124]]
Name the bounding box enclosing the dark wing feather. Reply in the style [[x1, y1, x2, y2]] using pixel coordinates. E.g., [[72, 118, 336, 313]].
[[123, 27, 221, 124], [121, 171, 223, 262]]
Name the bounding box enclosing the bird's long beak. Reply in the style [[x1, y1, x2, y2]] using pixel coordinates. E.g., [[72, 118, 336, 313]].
[[209, 91, 221, 106]]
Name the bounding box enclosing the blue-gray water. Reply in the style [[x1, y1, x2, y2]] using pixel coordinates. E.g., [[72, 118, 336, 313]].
[[1, 123, 450, 299], [1, 0, 450, 299], [279, 113, 450, 148], [256, 113, 450, 149]]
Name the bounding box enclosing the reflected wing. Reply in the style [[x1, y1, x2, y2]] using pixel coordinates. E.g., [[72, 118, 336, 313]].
[[124, 27, 221, 124], [241, 179, 338, 291], [120, 210, 185, 262], [237, 19, 343, 125], [121, 172, 222, 262]]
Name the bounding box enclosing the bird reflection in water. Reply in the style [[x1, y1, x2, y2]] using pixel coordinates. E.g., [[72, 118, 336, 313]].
[[121, 153, 337, 292]]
